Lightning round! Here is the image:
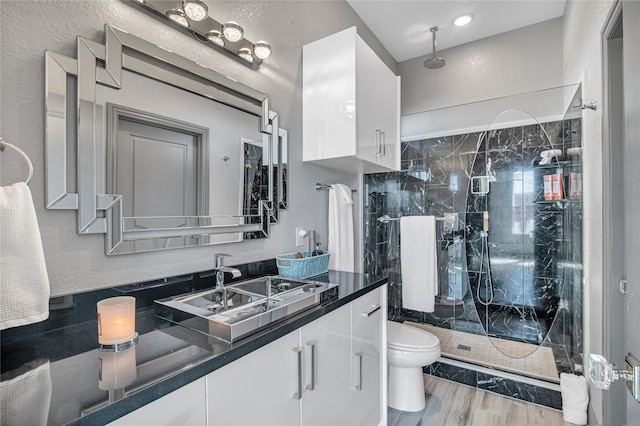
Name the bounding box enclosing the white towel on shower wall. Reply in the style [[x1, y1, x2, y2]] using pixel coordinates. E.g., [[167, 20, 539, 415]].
[[400, 216, 438, 313], [328, 184, 354, 272], [0, 182, 50, 330]]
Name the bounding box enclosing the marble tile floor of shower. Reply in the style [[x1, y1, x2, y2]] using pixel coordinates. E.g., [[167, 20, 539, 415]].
[[406, 322, 559, 382], [388, 376, 571, 426]]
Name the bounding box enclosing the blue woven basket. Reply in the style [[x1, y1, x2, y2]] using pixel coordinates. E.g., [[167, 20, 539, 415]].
[[276, 252, 331, 279]]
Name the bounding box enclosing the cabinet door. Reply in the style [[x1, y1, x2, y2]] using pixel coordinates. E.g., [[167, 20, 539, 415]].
[[206, 331, 301, 426], [374, 72, 400, 171], [300, 304, 352, 425], [355, 37, 385, 165], [351, 287, 384, 425], [108, 378, 206, 426]]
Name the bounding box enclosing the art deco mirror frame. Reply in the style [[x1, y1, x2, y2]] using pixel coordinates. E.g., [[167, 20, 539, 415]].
[[45, 24, 284, 255]]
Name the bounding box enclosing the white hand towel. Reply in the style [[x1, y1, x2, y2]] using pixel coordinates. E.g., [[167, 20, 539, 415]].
[[0, 359, 52, 426], [560, 373, 588, 425], [0, 182, 50, 330], [328, 184, 354, 272], [400, 216, 438, 313]]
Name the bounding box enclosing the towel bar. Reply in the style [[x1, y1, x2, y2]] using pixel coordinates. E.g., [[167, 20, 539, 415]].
[[377, 214, 457, 224], [0, 137, 33, 185], [315, 183, 357, 192]]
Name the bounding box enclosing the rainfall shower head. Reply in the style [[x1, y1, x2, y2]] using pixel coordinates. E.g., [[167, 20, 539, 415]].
[[424, 26, 446, 69]]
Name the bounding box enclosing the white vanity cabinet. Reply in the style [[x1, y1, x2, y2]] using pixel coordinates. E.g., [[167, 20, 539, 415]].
[[303, 27, 400, 174], [107, 377, 207, 426], [206, 330, 301, 426], [207, 285, 386, 426], [350, 286, 385, 425]]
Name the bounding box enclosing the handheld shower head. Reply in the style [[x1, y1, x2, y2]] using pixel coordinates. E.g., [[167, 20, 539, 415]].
[[424, 26, 445, 69]]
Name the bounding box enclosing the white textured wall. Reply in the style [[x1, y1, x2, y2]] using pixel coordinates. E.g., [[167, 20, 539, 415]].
[[398, 18, 564, 116], [0, 0, 396, 296], [562, 1, 615, 423]]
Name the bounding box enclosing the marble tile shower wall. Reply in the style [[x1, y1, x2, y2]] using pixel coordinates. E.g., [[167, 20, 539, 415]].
[[364, 118, 583, 376]]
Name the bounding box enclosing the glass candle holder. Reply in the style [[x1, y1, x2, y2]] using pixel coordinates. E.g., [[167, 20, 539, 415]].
[[97, 296, 137, 350]]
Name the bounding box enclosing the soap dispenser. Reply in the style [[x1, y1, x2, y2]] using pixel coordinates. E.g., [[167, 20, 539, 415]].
[[312, 243, 324, 256]]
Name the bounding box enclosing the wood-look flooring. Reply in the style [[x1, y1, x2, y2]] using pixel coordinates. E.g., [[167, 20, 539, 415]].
[[388, 376, 572, 426]]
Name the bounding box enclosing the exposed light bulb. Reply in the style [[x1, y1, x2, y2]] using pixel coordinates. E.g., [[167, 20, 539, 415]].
[[454, 14, 474, 27], [206, 30, 225, 47], [222, 21, 244, 42], [237, 47, 254, 62], [253, 41, 271, 59], [166, 8, 189, 27], [183, 0, 208, 21]]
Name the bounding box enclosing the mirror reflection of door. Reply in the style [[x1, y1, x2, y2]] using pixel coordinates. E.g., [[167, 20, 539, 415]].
[[241, 139, 264, 239], [113, 115, 207, 251]]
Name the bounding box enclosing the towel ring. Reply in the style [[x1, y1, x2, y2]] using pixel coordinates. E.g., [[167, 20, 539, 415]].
[[0, 137, 34, 185]]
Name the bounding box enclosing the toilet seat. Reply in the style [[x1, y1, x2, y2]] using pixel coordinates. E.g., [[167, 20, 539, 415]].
[[387, 320, 440, 351]]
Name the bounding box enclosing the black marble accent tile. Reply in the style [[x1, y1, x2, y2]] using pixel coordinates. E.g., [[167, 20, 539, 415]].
[[428, 361, 478, 387], [477, 372, 563, 409]]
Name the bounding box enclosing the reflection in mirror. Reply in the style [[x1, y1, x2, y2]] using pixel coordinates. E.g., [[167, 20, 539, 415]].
[[277, 129, 288, 209], [44, 24, 284, 255]]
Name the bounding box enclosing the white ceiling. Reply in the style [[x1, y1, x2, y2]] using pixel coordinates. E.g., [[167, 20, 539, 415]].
[[346, 0, 567, 63]]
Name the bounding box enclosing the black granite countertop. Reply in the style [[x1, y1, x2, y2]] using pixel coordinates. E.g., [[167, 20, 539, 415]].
[[0, 265, 387, 426]]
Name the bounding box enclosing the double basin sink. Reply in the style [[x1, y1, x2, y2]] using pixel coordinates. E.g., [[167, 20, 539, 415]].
[[155, 276, 338, 342]]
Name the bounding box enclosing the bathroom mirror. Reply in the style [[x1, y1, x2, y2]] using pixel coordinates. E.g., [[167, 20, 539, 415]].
[[45, 24, 286, 254]]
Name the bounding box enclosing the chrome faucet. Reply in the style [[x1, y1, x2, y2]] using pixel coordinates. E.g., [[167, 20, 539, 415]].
[[214, 253, 242, 288]]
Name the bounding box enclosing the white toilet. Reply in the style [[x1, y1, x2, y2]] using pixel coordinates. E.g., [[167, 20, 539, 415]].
[[387, 320, 441, 412]]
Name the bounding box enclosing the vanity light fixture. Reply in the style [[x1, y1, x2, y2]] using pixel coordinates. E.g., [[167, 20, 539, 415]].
[[166, 8, 189, 27], [206, 30, 225, 46], [454, 13, 474, 27], [237, 47, 254, 62], [182, 0, 208, 21], [222, 21, 244, 42], [125, 0, 271, 68], [253, 41, 272, 60]]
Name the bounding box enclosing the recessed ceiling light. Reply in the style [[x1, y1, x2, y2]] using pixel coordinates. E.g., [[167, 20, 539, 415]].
[[454, 14, 474, 27]]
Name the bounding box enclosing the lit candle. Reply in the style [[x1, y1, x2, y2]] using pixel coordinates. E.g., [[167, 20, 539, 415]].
[[97, 296, 136, 345]]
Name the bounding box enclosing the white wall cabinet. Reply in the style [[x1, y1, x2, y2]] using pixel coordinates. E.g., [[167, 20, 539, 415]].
[[303, 27, 400, 174], [107, 377, 206, 426]]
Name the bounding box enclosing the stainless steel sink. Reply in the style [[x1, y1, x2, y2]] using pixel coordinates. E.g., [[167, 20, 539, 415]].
[[155, 276, 338, 342]]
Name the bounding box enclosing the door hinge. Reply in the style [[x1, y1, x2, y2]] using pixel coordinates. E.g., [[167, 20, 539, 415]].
[[620, 279, 628, 294]]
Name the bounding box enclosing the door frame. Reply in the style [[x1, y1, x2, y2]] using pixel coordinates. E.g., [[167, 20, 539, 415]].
[[601, 1, 626, 424], [106, 103, 210, 216]]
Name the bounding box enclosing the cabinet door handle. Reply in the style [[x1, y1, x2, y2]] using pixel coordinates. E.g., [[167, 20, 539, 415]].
[[350, 352, 363, 391], [292, 347, 302, 400], [305, 341, 316, 391], [362, 304, 381, 317], [380, 131, 386, 156], [375, 129, 381, 156]]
